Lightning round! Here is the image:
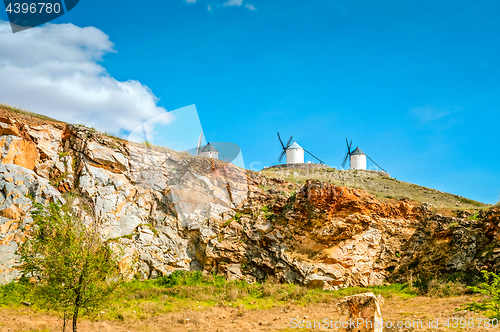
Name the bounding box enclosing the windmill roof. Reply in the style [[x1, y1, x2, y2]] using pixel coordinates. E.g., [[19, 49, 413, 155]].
[[351, 147, 365, 155], [200, 143, 218, 152], [287, 141, 303, 150]]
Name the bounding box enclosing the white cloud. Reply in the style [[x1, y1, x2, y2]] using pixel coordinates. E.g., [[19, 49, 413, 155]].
[[0, 21, 171, 136], [410, 106, 450, 123], [207, 4, 212, 11], [223, 0, 243, 6], [185, 0, 197, 3], [245, 3, 256, 10]]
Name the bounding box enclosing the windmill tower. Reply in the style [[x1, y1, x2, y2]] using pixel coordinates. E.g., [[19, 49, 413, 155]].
[[286, 142, 304, 164], [277, 132, 324, 165], [350, 147, 367, 170], [341, 138, 386, 172]]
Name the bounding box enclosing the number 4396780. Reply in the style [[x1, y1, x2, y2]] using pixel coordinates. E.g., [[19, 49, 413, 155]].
[[5, 2, 62, 14], [444, 318, 499, 328]]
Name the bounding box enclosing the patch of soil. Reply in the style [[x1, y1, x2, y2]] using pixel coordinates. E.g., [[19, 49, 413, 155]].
[[0, 295, 494, 332]]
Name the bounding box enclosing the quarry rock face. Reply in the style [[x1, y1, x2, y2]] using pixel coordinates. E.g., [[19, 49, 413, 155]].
[[0, 109, 498, 287]]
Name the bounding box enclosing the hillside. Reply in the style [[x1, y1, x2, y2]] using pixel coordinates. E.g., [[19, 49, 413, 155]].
[[262, 166, 488, 210], [0, 103, 499, 292]]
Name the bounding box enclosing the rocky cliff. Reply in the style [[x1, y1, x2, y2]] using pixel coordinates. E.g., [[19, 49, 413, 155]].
[[0, 107, 498, 288]]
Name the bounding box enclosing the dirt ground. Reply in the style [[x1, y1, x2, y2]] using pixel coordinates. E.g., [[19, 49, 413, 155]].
[[0, 295, 495, 332]]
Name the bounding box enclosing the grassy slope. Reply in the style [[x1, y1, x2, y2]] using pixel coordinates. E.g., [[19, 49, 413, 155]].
[[0, 103, 63, 123], [261, 167, 488, 210]]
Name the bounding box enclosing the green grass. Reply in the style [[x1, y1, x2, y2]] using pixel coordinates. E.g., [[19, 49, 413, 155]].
[[0, 271, 417, 321]]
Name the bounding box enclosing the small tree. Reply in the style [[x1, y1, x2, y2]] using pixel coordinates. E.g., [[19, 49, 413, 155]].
[[18, 203, 124, 332], [460, 270, 500, 319]]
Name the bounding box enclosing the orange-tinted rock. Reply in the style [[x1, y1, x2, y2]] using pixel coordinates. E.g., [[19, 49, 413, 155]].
[[0, 205, 21, 220], [0, 136, 39, 170], [0, 220, 15, 234], [297, 180, 421, 221]]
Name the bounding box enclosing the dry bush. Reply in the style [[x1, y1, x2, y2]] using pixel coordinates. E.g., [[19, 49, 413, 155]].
[[288, 285, 307, 300], [426, 279, 469, 297], [140, 301, 164, 314], [260, 282, 280, 298], [224, 284, 247, 301], [159, 295, 174, 303], [127, 288, 164, 300], [167, 285, 215, 301], [237, 304, 246, 317], [119, 311, 137, 321]]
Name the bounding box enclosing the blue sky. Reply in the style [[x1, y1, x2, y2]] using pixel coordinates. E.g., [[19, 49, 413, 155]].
[[0, 0, 499, 204]]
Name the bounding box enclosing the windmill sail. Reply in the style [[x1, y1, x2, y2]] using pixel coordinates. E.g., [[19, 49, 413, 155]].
[[196, 132, 203, 156], [277, 132, 293, 163], [341, 138, 352, 169]]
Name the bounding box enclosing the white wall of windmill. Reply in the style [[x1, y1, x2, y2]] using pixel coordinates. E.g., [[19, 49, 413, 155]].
[[286, 148, 304, 164], [200, 151, 219, 159], [350, 154, 367, 170]]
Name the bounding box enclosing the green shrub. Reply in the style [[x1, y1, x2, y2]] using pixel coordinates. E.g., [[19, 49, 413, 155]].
[[468, 213, 480, 220], [18, 202, 125, 331], [0, 279, 30, 307], [460, 271, 500, 319]]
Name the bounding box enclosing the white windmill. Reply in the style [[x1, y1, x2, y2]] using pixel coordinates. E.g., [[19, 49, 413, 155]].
[[277, 132, 324, 165], [196, 132, 220, 159], [341, 138, 386, 172]]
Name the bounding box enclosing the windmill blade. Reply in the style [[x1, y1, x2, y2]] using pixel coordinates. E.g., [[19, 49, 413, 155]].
[[345, 138, 353, 153], [141, 123, 150, 147], [341, 153, 349, 168], [303, 148, 324, 164], [366, 154, 387, 173], [285, 135, 293, 148], [196, 132, 203, 156], [277, 132, 285, 149], [278, 150, 286, 163]]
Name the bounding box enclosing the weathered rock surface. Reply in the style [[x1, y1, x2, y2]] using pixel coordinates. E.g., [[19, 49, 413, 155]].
[[337, 292, 384, 332], [0, 107, 497, 288], [0, 163, 64, 283]]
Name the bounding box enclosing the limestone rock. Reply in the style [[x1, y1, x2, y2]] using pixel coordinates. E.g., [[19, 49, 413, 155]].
[[0, 163, 64, 283], [337, 292, 384, 332]]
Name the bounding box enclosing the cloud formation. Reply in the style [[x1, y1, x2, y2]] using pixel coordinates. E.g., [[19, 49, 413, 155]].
[[224, 0, 243, 6], [410, 106, 450, 123], [185, 0, 255, 11], [0, 21, 170, 136]]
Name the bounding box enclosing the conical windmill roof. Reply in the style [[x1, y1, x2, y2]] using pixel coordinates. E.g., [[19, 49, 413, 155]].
[[200, 143, 218, 152], [287, 141, 303, 150], [351, 147, 365, 155]]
